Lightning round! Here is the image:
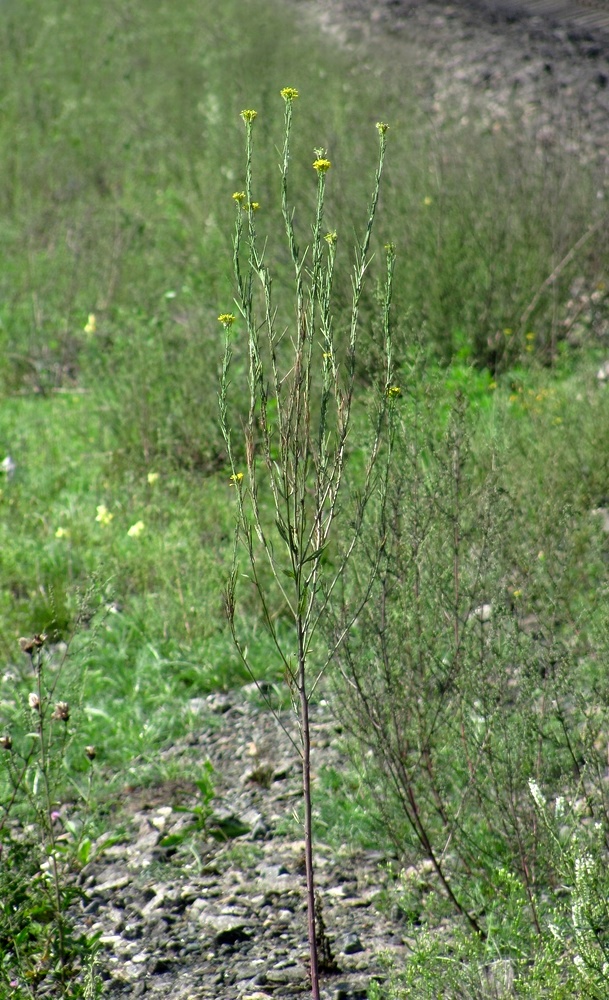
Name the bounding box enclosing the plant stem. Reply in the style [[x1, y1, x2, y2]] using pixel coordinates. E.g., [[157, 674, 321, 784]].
[[299, 623, 320, 998]]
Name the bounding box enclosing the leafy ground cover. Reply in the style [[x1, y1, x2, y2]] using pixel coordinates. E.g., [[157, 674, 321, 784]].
[[2, 0, 609, 995]]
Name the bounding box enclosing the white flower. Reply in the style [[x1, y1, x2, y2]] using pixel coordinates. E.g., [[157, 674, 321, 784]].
[[529, 779, 545, 811]]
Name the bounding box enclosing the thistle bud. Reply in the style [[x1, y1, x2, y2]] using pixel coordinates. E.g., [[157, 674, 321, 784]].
[[85, 745, 97, 760], [0, 735, 12, 751], [28, 693, 40, 711], [52, 702, 70, 722], [19, 634, 47, 654]]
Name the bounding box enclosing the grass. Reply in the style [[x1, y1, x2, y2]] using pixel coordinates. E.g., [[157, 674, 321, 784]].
[[1, 0, 609, 995]]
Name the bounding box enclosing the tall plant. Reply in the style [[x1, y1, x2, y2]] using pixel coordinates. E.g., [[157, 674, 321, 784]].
[[219, 89, 394, 998]]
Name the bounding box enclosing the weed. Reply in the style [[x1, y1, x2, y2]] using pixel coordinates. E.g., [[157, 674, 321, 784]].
[[0, 634, 101, 998], [219, 92, 394, 998]]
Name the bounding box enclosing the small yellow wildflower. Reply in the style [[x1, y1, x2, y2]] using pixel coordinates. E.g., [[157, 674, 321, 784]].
[[423, 196, 433, 207], [280, 87, 299, 101], [84, 313, 96, 334], [95, 505, 113, 527], [127, 521, 145, 538], [229, 472, 244, 486], [240, 109, 258, 124], [387, 386, 402, 399], [525, 332, 535, 340], [324, 231, 337, 245], [376, 122, 390, 135], [232, 191, 246, 202], [242, 202, 260, 212], [55, 527, 70, 539], [313, 158, 332, 174], [218, 313, 236, 327], [513, 589, 522, 599], [147, 472, 159, 485], [322, 351, 333, 360]]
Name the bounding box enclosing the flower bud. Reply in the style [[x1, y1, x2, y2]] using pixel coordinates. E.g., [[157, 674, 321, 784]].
[[19, 634, 46, 654], [0, 735, 12, 751], [52, 702, 70, 722], [28, 693, 40, 711], [85, 745, 97, 760]]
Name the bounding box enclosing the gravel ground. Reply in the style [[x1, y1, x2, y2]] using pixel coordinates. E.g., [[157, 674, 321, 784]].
[[70, 3, 609, 997], [296, 0, 609, 174], [75, 690, 402, 1000]]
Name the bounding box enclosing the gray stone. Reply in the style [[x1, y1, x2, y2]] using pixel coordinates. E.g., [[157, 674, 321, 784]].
[[338, 932, 364, 955]]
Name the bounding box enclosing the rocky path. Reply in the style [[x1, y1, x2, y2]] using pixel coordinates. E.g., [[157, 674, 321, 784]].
[[78, 690, 403, 999], [297, 0, 609, 175]]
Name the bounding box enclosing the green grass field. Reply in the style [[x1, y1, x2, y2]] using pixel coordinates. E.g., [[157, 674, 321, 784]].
[[2, 0, 609, 995]]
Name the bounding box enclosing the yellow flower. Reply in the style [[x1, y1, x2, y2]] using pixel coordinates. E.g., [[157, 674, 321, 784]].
[[229, 472, 244, 486], [525, 332, 535, 340], [232, 191, 246, 202], [240, 109, 258, 124], [95, 504, 113, 527], [147, 472, 159, 485], [242, 202, 260, 212], [513, 589, 522, 598], [376, 121, 390, 135], [313, 158, 331, 174], [324, 231, 337, 245], [55, 527, 70, 539], [386, 386, 402, 399], [218, 313, 236, 327], [127, 520, 145, 538], [280, 87, 299, 101], [84, 313, 96, 334], [423, 196, 433, 207]]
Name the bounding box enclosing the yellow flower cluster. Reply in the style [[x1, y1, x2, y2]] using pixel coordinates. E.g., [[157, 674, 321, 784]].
[[230, 472, 244, 485], [376, 122, 390, 135], [280, 87, 299, 101], [95, 504, 113, 527], [313, 158, 331, 174], [218, 313, 236, 327], [386, 386, 402, 399], [240, 109, 257, 124], [324, 231, 337, 246], [232, 191, 246, 203], [243, 202, 260, 212]]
